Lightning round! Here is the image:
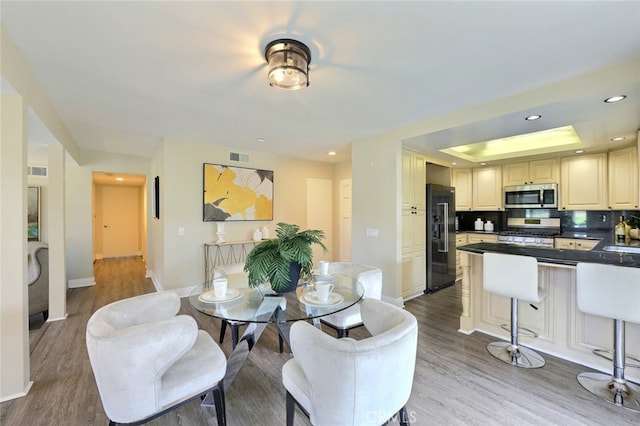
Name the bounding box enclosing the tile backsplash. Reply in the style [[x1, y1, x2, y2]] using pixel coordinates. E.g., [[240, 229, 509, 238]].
[[455, 209, 640, 233], [560, 210, 640, 232]]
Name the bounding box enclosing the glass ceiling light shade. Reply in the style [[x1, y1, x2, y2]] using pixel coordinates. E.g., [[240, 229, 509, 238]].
[[265, 39, 311, 90]]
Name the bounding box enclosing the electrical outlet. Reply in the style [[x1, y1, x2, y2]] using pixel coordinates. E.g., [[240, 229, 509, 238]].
[[178, 227, 185, 236]]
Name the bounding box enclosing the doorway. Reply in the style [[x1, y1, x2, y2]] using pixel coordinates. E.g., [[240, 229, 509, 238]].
[[92, 172, 147, 260]]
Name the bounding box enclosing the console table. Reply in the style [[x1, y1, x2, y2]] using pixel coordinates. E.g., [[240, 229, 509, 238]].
[[204, 240, 259, 284]]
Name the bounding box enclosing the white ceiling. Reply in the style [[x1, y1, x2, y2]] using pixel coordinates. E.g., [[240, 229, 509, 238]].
[[2, 1, 639, 166]]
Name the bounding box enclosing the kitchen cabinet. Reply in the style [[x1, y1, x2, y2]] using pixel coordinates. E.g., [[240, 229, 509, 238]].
[[503, 159, 559, 186], [608, 146, 639, 210], [472, 166, 503, 210], [554, 238, 599, 251], [402, 209, 426, 298], [402, 149, 427, 298], [402, 149, 426, 210], [452, 168, 473, 211], [466, 233, 498, 244], [560, 153, 608, 210], [455, 233, 468, 278]]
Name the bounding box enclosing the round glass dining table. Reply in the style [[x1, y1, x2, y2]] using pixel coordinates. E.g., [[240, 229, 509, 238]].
[[188, 273, 364, 394], [189, 273, 364, 324]]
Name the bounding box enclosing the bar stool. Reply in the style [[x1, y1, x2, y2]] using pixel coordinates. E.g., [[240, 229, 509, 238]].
[[576, 262, 640, 412], [483, 253, 546, 368]]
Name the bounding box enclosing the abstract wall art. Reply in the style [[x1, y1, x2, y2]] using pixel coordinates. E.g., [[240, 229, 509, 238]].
[[203, 163, 274, 221]]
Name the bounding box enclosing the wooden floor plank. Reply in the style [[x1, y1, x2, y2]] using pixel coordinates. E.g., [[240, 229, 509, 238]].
[[2, 257, 638, 425]]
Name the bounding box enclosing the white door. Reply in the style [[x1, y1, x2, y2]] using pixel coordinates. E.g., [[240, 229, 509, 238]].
[[339, 178, 352, 262], [306, 178, 333, 262], [100, 185, 142, 258]]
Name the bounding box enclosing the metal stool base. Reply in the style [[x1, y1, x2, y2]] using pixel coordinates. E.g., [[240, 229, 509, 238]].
[[577, 372, 640, 412], [487, 341, 545, 369]]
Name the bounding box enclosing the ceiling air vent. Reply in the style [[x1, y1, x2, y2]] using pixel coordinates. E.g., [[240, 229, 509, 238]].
[[27, 166, 48, 177], [229, 152, 250, 163]]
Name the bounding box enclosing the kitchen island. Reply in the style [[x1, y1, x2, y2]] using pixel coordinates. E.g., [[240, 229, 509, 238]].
[[457, 242, 640, 382]]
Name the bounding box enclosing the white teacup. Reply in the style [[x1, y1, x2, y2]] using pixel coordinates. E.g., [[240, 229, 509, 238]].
[[213, 278, 228, 298], [315, 280, 334, 301], [317, 260, 330, 276]]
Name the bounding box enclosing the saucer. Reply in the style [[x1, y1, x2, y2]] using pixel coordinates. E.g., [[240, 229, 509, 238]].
[[199, 289, 242, 303], [301, 291, 344, 307]]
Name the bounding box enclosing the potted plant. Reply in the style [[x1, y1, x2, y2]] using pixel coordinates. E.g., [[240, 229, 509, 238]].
[[626, 215, 640, 239], [244, 222, 327, 293]]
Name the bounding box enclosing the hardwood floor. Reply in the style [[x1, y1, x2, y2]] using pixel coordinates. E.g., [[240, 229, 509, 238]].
[[2, 257, 638, 425]]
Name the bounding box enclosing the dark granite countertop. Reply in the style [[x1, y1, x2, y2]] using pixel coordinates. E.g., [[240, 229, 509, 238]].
[[458, 242, 640, 268]]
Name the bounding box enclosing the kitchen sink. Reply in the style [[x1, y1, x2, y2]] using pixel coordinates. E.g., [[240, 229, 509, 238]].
[[603, 245, 640, 254]]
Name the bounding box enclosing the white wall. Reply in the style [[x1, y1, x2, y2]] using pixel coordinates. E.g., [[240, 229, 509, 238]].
[[352, 136, 404, 305], [150, 139, 335, 292]]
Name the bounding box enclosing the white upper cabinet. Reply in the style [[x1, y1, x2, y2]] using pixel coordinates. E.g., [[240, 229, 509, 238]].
[[402, 150, 426, 211], [503, 159, 559, 186], [472, 166, 503, 210], [452, 168, 473, 211], [608, 146, 639, 210], [560, 153, 608, 210]]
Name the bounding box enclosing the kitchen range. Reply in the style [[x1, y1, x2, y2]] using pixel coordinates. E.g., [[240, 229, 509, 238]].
[[497, 218, 561, 248]]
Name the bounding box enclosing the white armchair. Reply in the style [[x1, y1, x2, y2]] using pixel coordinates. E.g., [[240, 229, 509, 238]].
[[282, 298, 418, 426], [86, 291, 227, 425], [320, 262, 383, 338]]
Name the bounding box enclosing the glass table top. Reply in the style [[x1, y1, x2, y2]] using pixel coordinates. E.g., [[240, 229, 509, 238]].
[[189, 273, 364, 323]]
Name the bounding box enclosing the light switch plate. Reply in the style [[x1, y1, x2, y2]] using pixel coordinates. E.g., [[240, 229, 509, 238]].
[[366, 228, 379, 238]]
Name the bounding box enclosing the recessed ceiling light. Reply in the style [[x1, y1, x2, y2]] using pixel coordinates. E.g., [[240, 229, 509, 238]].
[[610, 136, 626, 142], [575, 150, 584, 154], [525, 114, 542, 121], [115, 177, 124, 181], [604, 95, 626, 103], [327, 151, 337, 156], [256, 138, 267, 143], [451, 162, 457, 166], [480, 162, 487, 166]]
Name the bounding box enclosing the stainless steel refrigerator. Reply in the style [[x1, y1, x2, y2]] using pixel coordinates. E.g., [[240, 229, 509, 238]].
[[425, 184, 456, 293]]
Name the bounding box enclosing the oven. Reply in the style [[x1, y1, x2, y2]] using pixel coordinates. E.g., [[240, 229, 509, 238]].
[[498, 218, 560, 248], [504, 183, 558, 209]]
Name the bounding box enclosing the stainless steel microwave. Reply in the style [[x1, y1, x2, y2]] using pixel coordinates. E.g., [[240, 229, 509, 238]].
[[504, 183, 558, 209]]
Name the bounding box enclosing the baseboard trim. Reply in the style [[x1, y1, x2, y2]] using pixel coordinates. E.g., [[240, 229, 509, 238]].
[[67, 277, 95, 288], [0, 381, 33, 403]]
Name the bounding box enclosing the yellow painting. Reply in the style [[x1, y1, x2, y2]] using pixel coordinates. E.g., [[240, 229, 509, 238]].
[[203, 163, 273, 221]]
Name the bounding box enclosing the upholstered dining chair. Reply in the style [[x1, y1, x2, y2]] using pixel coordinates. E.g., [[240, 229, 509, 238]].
[[86, 291, 227, 425], [320, 262, 382, 338], [282, 298, 418, 426]]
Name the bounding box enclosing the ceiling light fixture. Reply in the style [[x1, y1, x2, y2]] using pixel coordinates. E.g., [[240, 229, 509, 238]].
[[328, 151, 337, 156], [525, 114, 542, 121], [575, 150, 585, 154], [265, 38, 311, 90], [610, 136, 626, 142], [604, 95, 626, 103]]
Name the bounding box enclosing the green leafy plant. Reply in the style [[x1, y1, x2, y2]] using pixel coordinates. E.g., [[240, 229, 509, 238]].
[[626, 215, 640, 229], [244, 223, 327, 292]]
